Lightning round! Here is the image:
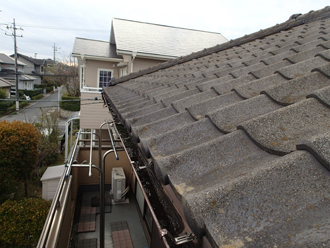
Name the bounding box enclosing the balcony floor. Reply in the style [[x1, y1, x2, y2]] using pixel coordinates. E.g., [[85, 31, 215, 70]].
[[74, 189, 149, 248]]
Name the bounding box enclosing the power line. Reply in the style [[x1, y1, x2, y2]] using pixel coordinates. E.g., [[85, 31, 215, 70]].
[[0, 23, 108, 32]]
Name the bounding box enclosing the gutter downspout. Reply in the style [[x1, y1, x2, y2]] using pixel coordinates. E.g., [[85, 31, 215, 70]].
[[130, 51, 137, 73]]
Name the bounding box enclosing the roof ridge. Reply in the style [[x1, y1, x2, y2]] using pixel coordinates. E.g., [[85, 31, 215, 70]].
[[111, 6, 330, 85], [112, 17, 224, 35], [75, 37, 109, 43]]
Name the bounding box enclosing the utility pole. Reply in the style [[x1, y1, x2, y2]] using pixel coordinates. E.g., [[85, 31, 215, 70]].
[[52, 43, 60, 64], [6, 19, 23, 111]]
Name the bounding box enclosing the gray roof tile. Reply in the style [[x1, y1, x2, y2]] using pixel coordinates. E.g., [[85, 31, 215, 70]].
[[131, 111, 195, 141], [233, 74, 285, 99], [239, 98, 330, 155], [297, 131, 330, 170], [103, 7, 330, 247], [141, 118, 222, 158], [171, 89, 218, 112], [249, 60, 292, 79], [275, 55, 330, 79], [207, 95, 282, 133], [189, 150, 330, 247], [187, 92, 243, 120], [160, 88, 201, 107], [307, 84, 330, 107], [126, 106, 178, 133], [261, 71, 330, 105]]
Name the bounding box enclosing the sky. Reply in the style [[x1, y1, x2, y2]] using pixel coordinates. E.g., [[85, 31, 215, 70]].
[[0, 0, 329, 61]]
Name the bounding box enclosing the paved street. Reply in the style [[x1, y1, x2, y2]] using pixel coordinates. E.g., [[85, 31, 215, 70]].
[[1, 88, 67, 133]]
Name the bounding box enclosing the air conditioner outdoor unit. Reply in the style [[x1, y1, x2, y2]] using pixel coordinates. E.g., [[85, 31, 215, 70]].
[[111, 167, 126, 203]]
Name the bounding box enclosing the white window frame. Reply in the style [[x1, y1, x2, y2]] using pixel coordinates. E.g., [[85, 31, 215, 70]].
[[97, 68, 113, 88]]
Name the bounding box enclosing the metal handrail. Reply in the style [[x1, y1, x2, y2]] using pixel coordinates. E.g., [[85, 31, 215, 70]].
[[104, 119, 119, 160], [38, 128, 82, 247], [65, 128, 82, 178]]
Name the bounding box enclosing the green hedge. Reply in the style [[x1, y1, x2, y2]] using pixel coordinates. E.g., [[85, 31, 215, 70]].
[[60, 93, 80, 111], [0, 100, 14, 115], [31, 94, 44, 100], [23, 89, 43, 97], [35, 85, 54, 93]]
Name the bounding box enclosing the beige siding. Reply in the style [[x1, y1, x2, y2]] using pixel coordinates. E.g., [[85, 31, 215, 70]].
[[80, 92, 112, 129], [133, 58, 163, 72], [85, 60, 117, 88]]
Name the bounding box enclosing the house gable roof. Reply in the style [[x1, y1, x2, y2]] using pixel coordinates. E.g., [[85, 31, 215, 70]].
[[72, 37, 122, 60], [0, 77, 13, 87], [110, 18, 228, 59], [13, 53, 51, 66], [103, 6, 330, 247], [0, 53, 25, 66]]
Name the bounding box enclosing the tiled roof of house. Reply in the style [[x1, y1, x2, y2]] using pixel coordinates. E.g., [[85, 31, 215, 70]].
[[111, 18, 228, 59], [72, 38, 122, 59], [104, 6, 330, 247], [0, 77, 13, 87], [14, 53, 51, 66], [0, 53, 25, 66]]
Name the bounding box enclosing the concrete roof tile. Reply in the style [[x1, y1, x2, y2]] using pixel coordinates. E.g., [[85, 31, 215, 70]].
[[207, 95, 282, 133], [171, 89, 218, 112], [187, 92, 243, 120], [160, 88, 201, 107], [141, 118, 222, 158], [262, 71, 330, 105], [131, 112, 195, 141], [275, 55, 330, 79], [103, 7, 330, 246], [249, 60, 292, 79], [233, 74, 285, 99], [185, 151, 330, 247], [239, 98, 330, 155]]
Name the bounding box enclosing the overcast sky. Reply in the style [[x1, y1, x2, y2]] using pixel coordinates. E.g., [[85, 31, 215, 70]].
[[0, 0, 328, 61]]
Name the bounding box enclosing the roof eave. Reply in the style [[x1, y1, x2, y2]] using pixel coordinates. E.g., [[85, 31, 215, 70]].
[[71, 53, 123, 62], [117, 50, 177, 61]]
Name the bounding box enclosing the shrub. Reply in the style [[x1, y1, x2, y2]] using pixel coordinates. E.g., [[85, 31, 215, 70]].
[[34, 85, 54, 93], [0, 88, 7, 99], [60, 93, 80, 111], [23, 89, 43, 97], [31, 94, 44, 100], [0, 100, 14, 114], [0, 121, 41, 198], [0, 198, 51, 247]]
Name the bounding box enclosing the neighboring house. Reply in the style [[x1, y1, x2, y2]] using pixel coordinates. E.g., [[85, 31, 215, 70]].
[[72, 18, 228, 91], [72, 18, 228, 128], [0, 53, 36, 90], [102, 6, 330, 247], [0, 77, 13, 98], [10, 53, 54, 86], [39, 6, 330, 248]]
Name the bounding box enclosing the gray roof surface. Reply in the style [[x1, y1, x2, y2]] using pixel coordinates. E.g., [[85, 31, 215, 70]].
[[0, 77, 13, 87], [0, 53, 25, 66], [111, 18, 228, 58], [104, 6, 330, 247], [72, 38, 122, 59]]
